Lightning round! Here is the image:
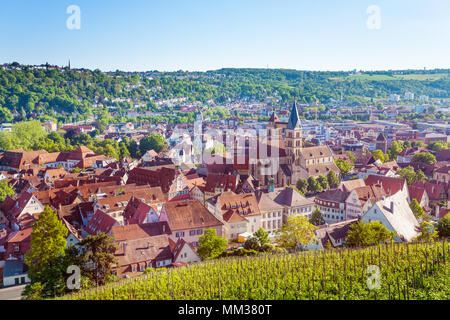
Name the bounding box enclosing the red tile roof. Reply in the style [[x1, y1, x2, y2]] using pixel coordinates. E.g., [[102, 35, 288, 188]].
[[84, 209, 118, 235], [162, 200, 223, 231], [365, 175, 407, 196]]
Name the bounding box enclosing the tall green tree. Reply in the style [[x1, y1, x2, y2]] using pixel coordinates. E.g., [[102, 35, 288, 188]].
[[327, 170, 340, 188], [409, 198, 424, 219], [24, 205, 68, 298], [317, 175, 329, 190], [388, 140, 404, 160], [309, 207, 325, 226], [197, 228, 227, 260], [307, 176, 322, 193], [296, 178, 308, 194], [79, 232, 118, 286]]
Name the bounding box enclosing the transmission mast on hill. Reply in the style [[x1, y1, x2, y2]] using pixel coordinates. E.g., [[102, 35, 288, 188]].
[[315, 99, 318, 121]]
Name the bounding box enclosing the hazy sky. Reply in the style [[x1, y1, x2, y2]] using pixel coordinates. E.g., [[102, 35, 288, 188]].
[[0, 0, 449, 71]]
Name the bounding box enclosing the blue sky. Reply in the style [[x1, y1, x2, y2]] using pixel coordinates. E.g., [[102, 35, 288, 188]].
[[0, 0, 449, 71]]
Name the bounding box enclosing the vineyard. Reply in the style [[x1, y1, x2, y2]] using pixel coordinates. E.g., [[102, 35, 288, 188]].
[[59, 241, 449, 300]]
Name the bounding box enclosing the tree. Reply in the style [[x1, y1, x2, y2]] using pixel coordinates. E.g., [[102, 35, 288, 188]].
[[24, 205, 68, 298], [244, 228, 272, 252], [327, 170, 340, 189], [276, 215, 317, 250], [335, 159, 352, 176], [309, 207, 325, 226], [197, 228, 227, 260], [317, 175, 329, 190], [0, 180, 15, 202], [427, 141, 448, 152], [346, 151, 356, 165], [79, 232, 118, 286], [409, 198, 424, 219], [436, 215, 450, 238], [397, 166, 427, 185], [22, 282, 45, 300], [388, 140, 404, 160], [371, 149, 385, 163], [415, 170, 427, 183], [415, 221, 438, 242], [411, 152, 436, 165], [296, 178, 308, 194], [347, 220, 395, 247], [307, 176, 322, 193], [0, 106, 13, 123], [139, 133, 167, 155]]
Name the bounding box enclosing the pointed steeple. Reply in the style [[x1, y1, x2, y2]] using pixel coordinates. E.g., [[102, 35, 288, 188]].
[[286, 101, 301, 130], [268, 112, 279, 123]]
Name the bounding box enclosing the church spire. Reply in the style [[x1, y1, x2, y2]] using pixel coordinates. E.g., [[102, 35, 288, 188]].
[[286, 101, 301, 130]]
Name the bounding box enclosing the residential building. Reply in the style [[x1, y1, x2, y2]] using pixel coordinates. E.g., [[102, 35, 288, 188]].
[[361, 192, 420, 242]]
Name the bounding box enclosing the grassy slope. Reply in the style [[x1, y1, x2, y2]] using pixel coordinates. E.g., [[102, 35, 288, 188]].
[[59, 241, 449, 300]]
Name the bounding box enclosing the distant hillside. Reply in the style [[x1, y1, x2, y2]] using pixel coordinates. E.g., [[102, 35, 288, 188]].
[[0, 64, 449, 125], [58, 241, 449, 300]]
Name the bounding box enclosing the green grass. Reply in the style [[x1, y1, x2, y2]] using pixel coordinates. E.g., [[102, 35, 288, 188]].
[[58, 241, 449, 300]]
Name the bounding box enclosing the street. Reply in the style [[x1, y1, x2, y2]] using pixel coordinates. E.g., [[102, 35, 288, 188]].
[[0, 285, 26, 300]]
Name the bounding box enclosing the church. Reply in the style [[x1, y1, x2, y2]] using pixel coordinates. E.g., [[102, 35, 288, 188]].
[[251, 102, 339, 187]]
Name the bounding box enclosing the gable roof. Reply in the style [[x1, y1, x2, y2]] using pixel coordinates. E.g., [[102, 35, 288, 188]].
[[314, 219, 358, 248], [162, 200, 223, 231], [364, 192, 420, 242], [268, 187, 314, 207], [340, 179, 366, 193], [111, 222, 171, 241], [365, 175, 407, 196], [84, 209, 118, 235]]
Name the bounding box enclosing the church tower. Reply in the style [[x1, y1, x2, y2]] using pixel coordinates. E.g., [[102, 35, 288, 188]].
[[285, 101, 303, 183], [285, 101, 303, 163]]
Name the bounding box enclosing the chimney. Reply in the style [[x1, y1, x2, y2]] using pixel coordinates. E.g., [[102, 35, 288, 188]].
[[123, 242, 127, 255]]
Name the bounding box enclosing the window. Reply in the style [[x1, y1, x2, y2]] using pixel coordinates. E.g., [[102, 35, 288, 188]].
[[176, 231, 185, 237], [197, 229, 203, 235], [132, 265, 137, 272], [189, 230, 196, 236], [140, 265, 145, 272]]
